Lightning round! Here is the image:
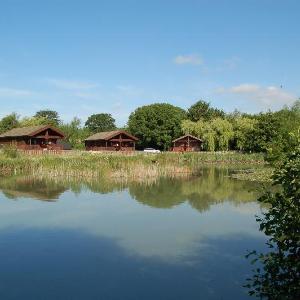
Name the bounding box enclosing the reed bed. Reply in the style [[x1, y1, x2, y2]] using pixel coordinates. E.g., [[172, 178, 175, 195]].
[[0, 151, 265, 179]]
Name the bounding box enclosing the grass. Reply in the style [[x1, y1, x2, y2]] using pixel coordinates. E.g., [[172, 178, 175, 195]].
[[0, 150, 266, 179]]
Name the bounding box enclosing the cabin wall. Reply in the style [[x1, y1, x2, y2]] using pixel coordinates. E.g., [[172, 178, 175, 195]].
[[0, 137, 63, 150], [172, 138, 202, 152], [85, 139, 135, 151]]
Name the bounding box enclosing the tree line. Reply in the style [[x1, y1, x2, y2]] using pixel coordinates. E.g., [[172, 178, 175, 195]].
[[0, 99, 299, 157]]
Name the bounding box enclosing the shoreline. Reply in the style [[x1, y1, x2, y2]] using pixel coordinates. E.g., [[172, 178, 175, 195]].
[[0, 151, 266, 180]]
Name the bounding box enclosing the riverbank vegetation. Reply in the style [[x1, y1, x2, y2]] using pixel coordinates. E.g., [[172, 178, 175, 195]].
[[245, 139, 300, 299], [0, 150, 265, 179]]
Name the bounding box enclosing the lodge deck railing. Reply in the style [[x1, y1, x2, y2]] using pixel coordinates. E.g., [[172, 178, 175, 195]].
[[86, 146, 135, 151]]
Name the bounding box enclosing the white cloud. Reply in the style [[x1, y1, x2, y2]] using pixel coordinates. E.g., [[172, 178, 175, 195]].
[[217, 83, 296, 109], [46, 78, 98, 90], [0, 87, 35, 97], [174, 54, 203, 65]]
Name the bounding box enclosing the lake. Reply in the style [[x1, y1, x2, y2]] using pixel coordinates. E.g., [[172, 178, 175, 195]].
[[0, 168, 266, 300]]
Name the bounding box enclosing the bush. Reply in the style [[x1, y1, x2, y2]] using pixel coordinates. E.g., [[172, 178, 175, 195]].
[[245, 142, 300, 299]]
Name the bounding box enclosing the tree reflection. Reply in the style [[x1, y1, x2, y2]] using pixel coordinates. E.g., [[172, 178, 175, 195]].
[[0, 176, 68, 201], [130, 168, 260, 212], [0, 167, 262, 213]]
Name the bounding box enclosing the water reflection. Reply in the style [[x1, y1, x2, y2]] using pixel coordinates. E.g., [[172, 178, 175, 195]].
[[0, 167, 266, 300], [130, 168, 260, 212], [0, 168, 261, 213], [0, 176, 68, 201]]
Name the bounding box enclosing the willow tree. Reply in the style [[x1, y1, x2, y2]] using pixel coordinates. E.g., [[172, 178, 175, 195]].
[[181, 119, 197, 135], [181, 119, 216, 151], [211, 118, 234, 151], [203, 123, 216, 151]]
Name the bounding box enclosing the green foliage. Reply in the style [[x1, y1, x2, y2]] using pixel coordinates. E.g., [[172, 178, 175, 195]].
[[19, 116, 56, 127], [245, 142, 300, 299], [181, 118, 233, 151], [0, 113, 19, 134], [1, 145, 19, 159], [187, 100, 225, 122], [128, 103, 186, 150], [211, 118, 234, 151], [233, 117, 258, 151], [0, 151, 265, 177], [0, 99, 299, 155], [60, 117, 90, 149], [85, 113, 116, 133], [34, 110, 61, 125], [245, 112, 281, 153]]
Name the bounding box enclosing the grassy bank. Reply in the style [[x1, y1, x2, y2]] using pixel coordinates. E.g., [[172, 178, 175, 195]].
[[0, 150, 265, 179]]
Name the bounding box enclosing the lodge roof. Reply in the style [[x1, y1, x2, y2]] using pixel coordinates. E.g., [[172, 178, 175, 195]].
[[85, 130, 138, 141], [172, 134, 203, 143], [0, 125, 65, 138]]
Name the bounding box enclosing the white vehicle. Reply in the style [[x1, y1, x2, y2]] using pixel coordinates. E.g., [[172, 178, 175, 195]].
[[143, 148, 161, 153]]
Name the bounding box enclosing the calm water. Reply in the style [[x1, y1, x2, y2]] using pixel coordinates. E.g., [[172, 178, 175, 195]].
[[0, 168, 266, 300]]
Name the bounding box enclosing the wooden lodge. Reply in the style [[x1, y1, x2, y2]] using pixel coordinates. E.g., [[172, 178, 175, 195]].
[[85, 130, 138, 151], [172, 134, 203, 152], [0, 125, 65, 150]]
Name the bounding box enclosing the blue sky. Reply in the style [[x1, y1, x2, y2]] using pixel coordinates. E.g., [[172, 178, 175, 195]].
[[0, 0, 299, 126]]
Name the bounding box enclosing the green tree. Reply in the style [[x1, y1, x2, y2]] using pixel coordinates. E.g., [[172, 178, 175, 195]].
[[0, 113, 19, 134], [267, 102, 300, 161], [60, 117, 90, 149], [246, 112, 281, 153], [246, 139, 300, 299], [19, 116, 54, 127], [187, 100, 225, 122], [234, 117, 258, 151], [211, 118, 234, 151], [181, 119, 197, 135], [85, 113, 116, 133], [181, 119, 216, 151], [34, 110, 61, 125], [128, 103, 186, 150]]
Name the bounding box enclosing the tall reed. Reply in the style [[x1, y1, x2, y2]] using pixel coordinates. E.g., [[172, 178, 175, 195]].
[[0, 151, 265, 179]]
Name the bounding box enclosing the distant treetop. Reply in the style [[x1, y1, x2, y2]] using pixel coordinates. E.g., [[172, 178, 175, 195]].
[[85, 113, 117, 133], [34, 110, 61, 126], [187, 100, 225, 122]]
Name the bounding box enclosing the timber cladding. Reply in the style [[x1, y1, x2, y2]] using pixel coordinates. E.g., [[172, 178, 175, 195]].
[[172, 134, 203, 152], [0, 125, 65, 150], [85, 130, 138, 151]]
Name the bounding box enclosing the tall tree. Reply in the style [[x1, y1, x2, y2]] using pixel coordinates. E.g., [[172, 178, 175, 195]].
[[34, 110, 61, 125], [0, 113, 19, 134], [128, 103, 186, 150], [211, 118, 234, 151], [245, 112, 281, 153], [233, 117, 257, 151], [85, 113, 116, 133], [187, 100, 225, 122]]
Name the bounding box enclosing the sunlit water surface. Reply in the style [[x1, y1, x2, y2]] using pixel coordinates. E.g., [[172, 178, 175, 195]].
[[0, 168, 266, 300]]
